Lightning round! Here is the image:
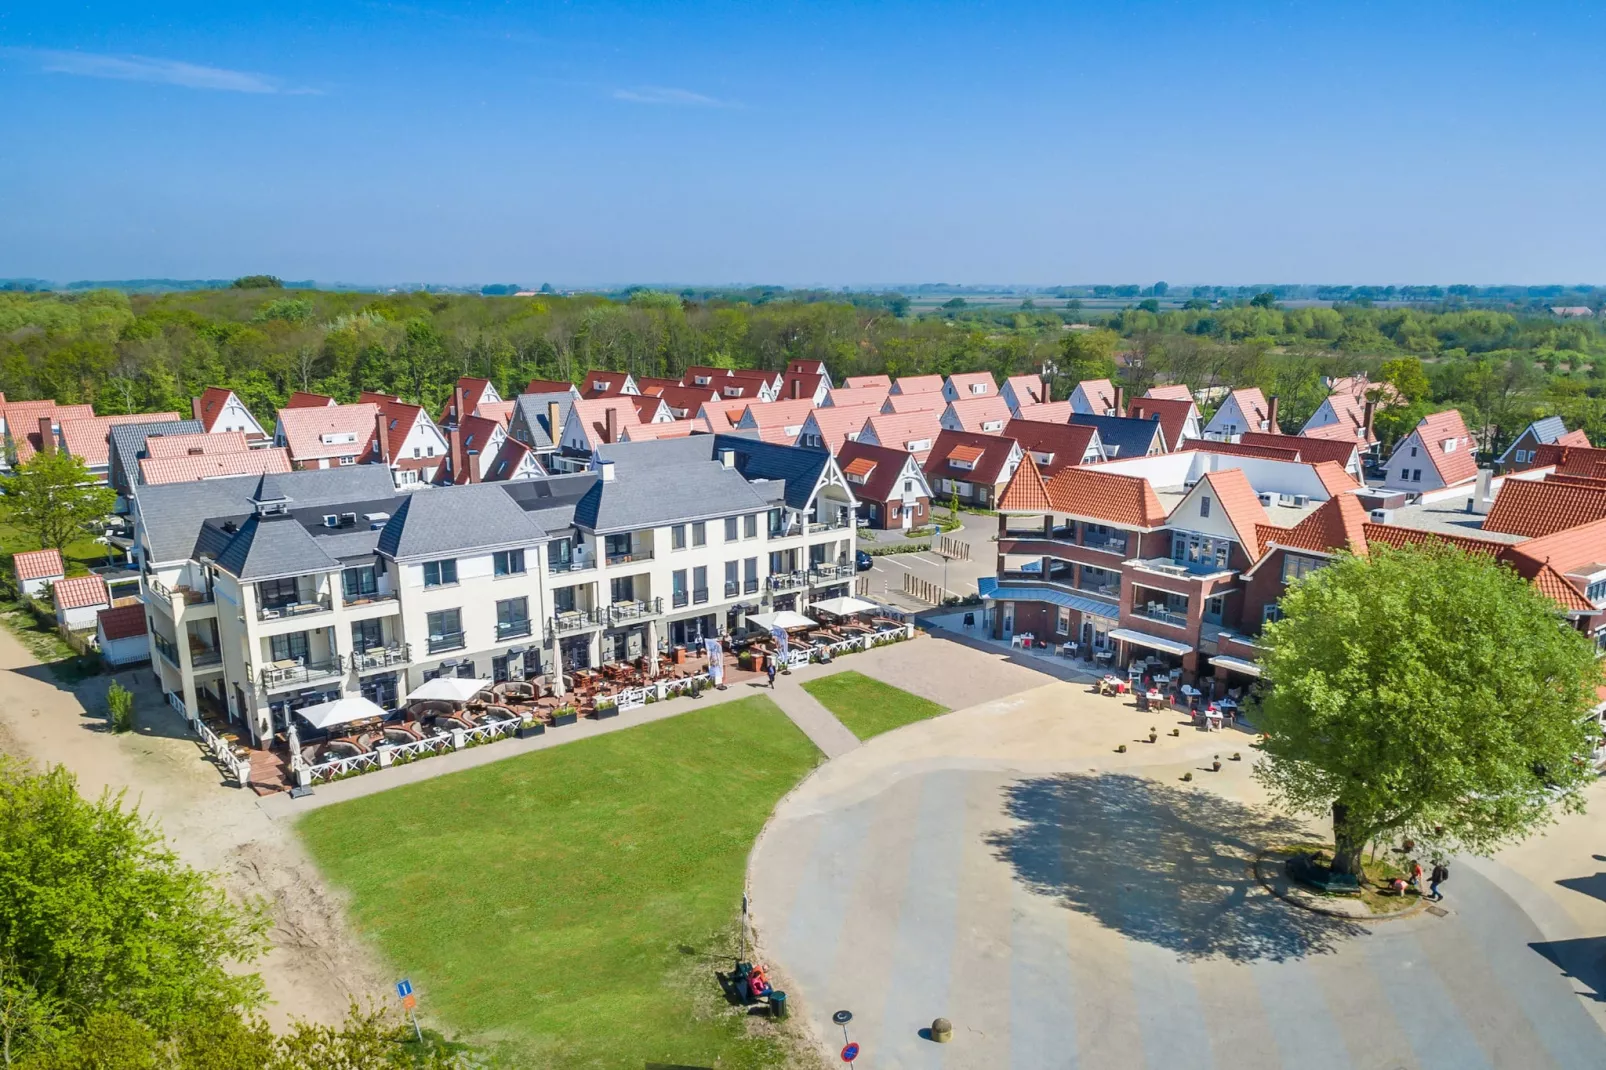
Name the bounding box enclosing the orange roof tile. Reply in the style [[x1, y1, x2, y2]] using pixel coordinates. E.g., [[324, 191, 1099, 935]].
[[1195, 468, 1272, 559], [1406, 409, 1479, 486], [843, 457, 877, 478], [998, 453, 1053, 513], [804, 403, 879, 453], [1036, 465, 1169, 528], [144, 431, 252, 459], [52, 574, 110, 610], [1483, 478, 1606, 538], [96, 603, 148, 641], [1257, 494, 1371, 558], [1311, 461, 1360, 496], [944, 395, 1012, 434], [13, 548, 64, 581], [1012, 400, 1074, 425]]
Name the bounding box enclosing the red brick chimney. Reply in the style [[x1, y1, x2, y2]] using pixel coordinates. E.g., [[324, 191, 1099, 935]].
[[37, 416, 53, 456], [452, 383, 466, 429], [790, 377, 801, 400], [1362, 400, 1376, 442], [374, 408, 391, 465], [603, 405, 618, 445], [1267, 395, 1280, 433], [1113, 384, 1125, 416]]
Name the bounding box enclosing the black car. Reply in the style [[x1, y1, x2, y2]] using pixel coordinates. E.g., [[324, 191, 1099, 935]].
[[855, 550, 873, 571]]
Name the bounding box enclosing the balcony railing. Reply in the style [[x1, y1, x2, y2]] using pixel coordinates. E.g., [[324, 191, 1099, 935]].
[[341, 589, 398, 609], [809, 562, 856, 583], [692, 586, 709, 604], [1077, 582, 1121, 600], [189, 646, 222, 668], [549, 608, 602, 634], [260, 657, 345, 690], [767, 571, 809, 593], [744, 578, 759, 594], [672, 590, 689, 609], [724, 580, 740, 598], [605, 549, 653, 566], [152, 632, 179, 667], [548, 555, 593, 574], [1138, 605, 1189, 628], [496, 618, 533, 641], [352, 643, 410, 671], [427, 631, 466, 655], [258, 593, 333, 621], [606, 598, 663, 625], [146, 578, 214, 611], [808, 512, 853, 532], [1083, 537, 1130, 555]]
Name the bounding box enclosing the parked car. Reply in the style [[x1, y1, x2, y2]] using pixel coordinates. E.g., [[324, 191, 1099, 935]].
[[856, 550, 873, 571]]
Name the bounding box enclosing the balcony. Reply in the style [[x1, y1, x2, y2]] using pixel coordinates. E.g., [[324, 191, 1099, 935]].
[[1076, 581, 1121, 601], [145, 578, 214, 612], [605, 548, 653, 566], [1082, 537, 1130, 556], [809, 562, 856, 584], [427, 631, 466, 655], [767, 571, 809, 593], [496, 618, 533, 641], [260, 657, 345, 691], [724, 580, 740, 598], [189, 645, 223, 669], [807, 512, 854, 532], [606, 598, 663, 625], [341, 589, 398, 609], [258, 593, 333, 622], [672, 590, 689, 609], [549, 608, 602, 635], [152, 632, 180, 667], [693, 586, 709, 605], [1137, 604, 1189, 629], [1134, 556, 1231, 579], [548, 555, 594, 575], [352, 643, 410, 672]]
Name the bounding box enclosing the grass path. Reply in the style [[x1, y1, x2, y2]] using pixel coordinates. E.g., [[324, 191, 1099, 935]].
[[801, 670, 949, 740], [298, 696, 821, 1069]]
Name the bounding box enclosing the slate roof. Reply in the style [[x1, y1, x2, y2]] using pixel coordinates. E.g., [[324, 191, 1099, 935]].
[[97, 603, 148, 641], [1483, 477, 1606, 538], [214, 512, 341, 580], [53, 574, 110, 610], [577, 437, 775, 532], [710, 433, 832, 512], [511, 391, 576, 450], [109, 419, 206, 495], [499, 472, 600, 530], [377, 482, 549, 561], [1067, 413, 1164, 459], [1003, 419, 1099, 477], [13, 548, 64, 581]]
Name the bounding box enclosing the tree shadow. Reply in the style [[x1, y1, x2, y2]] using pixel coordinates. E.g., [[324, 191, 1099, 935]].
[[1531, 937, 1606, 1002], [985, 772, 1364, 963]]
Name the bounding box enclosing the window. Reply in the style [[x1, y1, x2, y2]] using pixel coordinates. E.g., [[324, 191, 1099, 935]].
[[904, 480, 913, 493], [768, 508, 784, 536], [610, 575, 635, 602], [552, 586, 576, 613], [604, 533, 632, 562], [1587, 578, 1606, 603], [1171, 532, 1233, 570], [496, 597, 531, 639], [423, 559, 458, 587], [1412, 469, 1422, 482], [744, 557, 759, 594], [342, 566, 378, 601], [427, 609, 464, 652], [351, 618, 383, 652], [1282, 554, 1323, 583], [1410, 446, 1419, 457], [1514, 449, 1529, 463], [1200, 496, 1211, 518], [691, 521, 706, 547], [269, 632, 308, 663], [671, 524, 687, 550], [1262, 604, 1283, 625], [1056, 607, 1071, 635], [257, 577, 301, 609], [725, 561, 740, 597], [672, 569, 689, 608], [413, 447, 421, 458], [744, 514, 758, 539], [693, 566, 708, 603], [493, 549, 525, 576], [724, 516, 739, 541], [548, 537, 573, 572]]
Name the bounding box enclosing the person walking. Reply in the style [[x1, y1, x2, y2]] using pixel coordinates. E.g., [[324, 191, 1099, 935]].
[[1429, 860, 1449, 901], [1409, 859, 1424, 896], [766, 659, 777, 689]]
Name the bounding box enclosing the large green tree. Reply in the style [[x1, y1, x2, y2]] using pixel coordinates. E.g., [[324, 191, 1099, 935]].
[[1254, 543, 1601, 876], [1, 452, 115, 556]]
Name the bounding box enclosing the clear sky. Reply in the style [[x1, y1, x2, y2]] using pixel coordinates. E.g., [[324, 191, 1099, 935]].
[[3, 1, 1604, 287]]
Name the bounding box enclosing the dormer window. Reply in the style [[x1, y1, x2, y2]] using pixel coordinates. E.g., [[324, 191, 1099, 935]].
[[970, 383, 985, 395], [1442, 438, 1457, 452], [596, 382, 611, 391], [982, 420, 1003, 432]]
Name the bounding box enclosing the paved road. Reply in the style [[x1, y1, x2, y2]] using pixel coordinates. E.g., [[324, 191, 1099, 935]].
[[864, 511, 996, 610]]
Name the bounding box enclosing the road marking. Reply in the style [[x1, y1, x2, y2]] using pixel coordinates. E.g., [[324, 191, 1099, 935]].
[[877, 558, 915, 572]]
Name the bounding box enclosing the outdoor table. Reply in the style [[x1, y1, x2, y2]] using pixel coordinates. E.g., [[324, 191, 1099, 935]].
[[1010, 633, 1034, 649], [1094, 650, 1113, 663], [1204, 706, 1225, 731]]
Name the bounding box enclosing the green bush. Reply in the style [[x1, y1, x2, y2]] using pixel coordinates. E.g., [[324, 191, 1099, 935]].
[[106, 681, 135, 733]]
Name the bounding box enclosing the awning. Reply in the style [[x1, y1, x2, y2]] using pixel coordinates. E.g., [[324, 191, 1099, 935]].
[[406, 676, 490, 702], [812, 595, 878, 616], [747, 610, 817, 630], [977, 577, 1119, 620], [1209, 654, 1262, 677], [1108, 628, 1193, 656], [294, 696, 387, 730]]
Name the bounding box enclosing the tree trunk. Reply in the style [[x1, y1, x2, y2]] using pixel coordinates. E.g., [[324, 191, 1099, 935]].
[[1330, 802, 1364, 877]]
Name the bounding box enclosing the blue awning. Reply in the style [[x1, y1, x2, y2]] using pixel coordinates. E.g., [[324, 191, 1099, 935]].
[[978, 577, 1119, 620]]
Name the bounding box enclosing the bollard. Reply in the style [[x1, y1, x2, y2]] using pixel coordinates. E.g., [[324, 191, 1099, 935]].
[[931, 1018, 952, 1043]]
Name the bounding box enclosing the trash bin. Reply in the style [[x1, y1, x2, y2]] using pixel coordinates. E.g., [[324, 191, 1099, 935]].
[[768, 990, 788, 1019]]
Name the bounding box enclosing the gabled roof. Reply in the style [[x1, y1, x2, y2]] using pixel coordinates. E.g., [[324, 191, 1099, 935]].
[[1301, 392, 1376, 445], [1125, 396, 1193, 451], [710, 433, 833, 512], [1255, 493, 1371, 560], [277, 403, 379, 463], [630, 396, 671, 423], [13, 548, 64, 581], [1399, 409, 1478, 486], [1181, 437, 1299, 461], [569, 397, 646, 445], [285, 392, 336, 408], [694, 398, 752, 434], [635, 376, 685, 396], [109, 420, 207, 494], [1311, 461, 1360, 496], [803, 403, 879, 454], [1222, 387, 1272, 430], [440, 377, 499, 426], [1002, 418, 1099, 477], [860, 410, 944, 460], [1030, 465, 1169, 528], [923, 429, 1019, 487], [97, 603, 148, 641], [825, 386, 890, 410], [785, 359, 829, 378], [835, 440, 924, 502], [1532, 442, 1606, 478], [52, 574, 110, 610], [998, 453, 1053, 513], [1559, 428, 1592, 448], [523, 379, 577, 396], [738, 397, 818, 445], [946, 371, 997, 397], [1068, 413, 1164, 459], [47, 412, 182, 468], [618, 419, 697, 441], [214, 512, 340, 581], [581, 370, 636, 397], [891, 374, 944, 395], [1327, 374, 1401, 407], [511, 391, 576, 450], [477, 399, 515, 427], [651, 385, 722, 418], [843, 374, 891, 389], [1503, 416, 1569, 453], [1483, 477, 1606, 539], [193, 387, 247, 433], [378, 482, 548, 560], [484, 435, 543, 482], [1144, 384, 1192, 402], [881, 393, 942, 414], [1190, 468, 1272, 560], [1002, 374, 1045, 406], [1240, 431, 1359, 469], [943, 395, 1012, 434], [1072, 378, 1117, 413], [141, 449, 293, 485], [1012, 400, 1074, 425], [145, 431, 251, 459], [1363, 521, 1597, 613], [779, 371, 825, 402], [579, 437, 774, 530]]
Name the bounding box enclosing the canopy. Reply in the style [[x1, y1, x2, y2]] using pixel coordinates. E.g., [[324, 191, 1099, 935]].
[[747, 610, 817, 630], [811, 596, 878, 617], [295, 695, 387, 730], [1107, 628, 1193, 657], [1209, 654, 1263, 678], [406, 676, 491, 702]]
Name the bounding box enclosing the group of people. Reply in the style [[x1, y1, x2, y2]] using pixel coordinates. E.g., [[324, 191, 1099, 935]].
[[1389, 858, 1450, 900]]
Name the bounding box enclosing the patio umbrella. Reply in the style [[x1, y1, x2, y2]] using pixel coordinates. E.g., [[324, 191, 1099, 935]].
[[811, 596, 877, 617], [747, 610, 817, 630], [295, 695, 387, 731], [405, 676, 491, 702]]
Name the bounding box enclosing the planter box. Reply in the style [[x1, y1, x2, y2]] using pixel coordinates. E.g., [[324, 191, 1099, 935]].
[[516, 723, 545, 739], [592, 705, 620, 720], [549, 712, 578, 728]]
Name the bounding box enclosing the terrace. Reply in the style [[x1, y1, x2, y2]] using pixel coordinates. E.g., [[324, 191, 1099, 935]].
[[260, 656, 346, 691]]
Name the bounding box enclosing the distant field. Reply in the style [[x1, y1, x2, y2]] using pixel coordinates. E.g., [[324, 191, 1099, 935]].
[[803, 670, 949, 740], [298, 697, 821, 1069]]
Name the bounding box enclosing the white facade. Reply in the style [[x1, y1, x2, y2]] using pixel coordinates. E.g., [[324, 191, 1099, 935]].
[[1380, 430, 1452, 491], [1202, 394, 1269, 442], [207, 392, 268, 439]]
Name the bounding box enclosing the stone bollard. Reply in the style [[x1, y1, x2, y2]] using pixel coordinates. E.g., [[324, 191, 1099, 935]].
[[450, 727, 467, 751], [931, 1018, 952, 1043], [295, 765, 312, 788]]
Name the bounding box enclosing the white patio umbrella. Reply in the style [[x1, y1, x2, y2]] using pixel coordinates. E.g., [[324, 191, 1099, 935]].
[[405, 676, 491, 703], [811, 596, 878, 617], [294, 695, 388, 731], [747, 610, 817, 630]]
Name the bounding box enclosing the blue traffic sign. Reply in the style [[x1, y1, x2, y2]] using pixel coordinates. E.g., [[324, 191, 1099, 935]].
[[841, 1042, 859, 1062], [396, 979, 413, 999]]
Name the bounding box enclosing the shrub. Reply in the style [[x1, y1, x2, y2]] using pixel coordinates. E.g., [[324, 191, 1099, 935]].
[[106, 681, 134, 733]]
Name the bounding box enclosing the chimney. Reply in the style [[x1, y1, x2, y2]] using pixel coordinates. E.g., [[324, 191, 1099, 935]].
[[1042, 378, 1050, 403], [37, 416, 53, 456], [1267, 395, 1280, 433], [603, 406, 618, 445], [449, 425, 463, 484], [465, 449, 479, 484], [790, 377, 801, 400], [598, 459, 615, 482], [719, 448, 735, 469], [191, 396, 203, 422], [1113, 384, 1125, 416], [375, 408, 391, 465], [546, 401, 561, 444], [452, 383, 466, 429], [1470, 468, 1494, 515], [1362, 400, 1376, 442]]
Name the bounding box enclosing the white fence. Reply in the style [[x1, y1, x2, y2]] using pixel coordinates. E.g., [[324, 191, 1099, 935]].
[[459, 715, 523, 746], [194, 718, 251, 788], [305, 749, 380, 784]]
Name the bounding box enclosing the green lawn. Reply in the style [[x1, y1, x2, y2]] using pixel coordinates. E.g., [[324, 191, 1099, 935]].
[[802, 670, 949, 740], [298, 697, 821, 1069], [0, 520, 108, 574]]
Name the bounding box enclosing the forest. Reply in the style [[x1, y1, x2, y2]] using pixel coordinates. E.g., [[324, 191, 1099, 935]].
[[2, 281, 1605, 456]]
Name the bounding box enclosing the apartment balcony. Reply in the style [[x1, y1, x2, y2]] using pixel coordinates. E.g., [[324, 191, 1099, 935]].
[[189, 645, 223, 670], [672, 590, 689, 610], [807, 512, 854, 532], [766, 571, 809, 593], [606, 598, 663, 625], [341, 589, 399, 609], [769, 520, 801, 538], [260, 657, 346, 692], [352, 643, 411, 672], [1082, 537, 1131, 556], [152, 632, 180, 668], [1136, 604, 1189, 629], [809, 562, 856, 584], [1076, 581, 1121, 601], [604, 549, 654, 566], [496, 618, 534, 641], [724, 580, 740, 598], [427, 631, 466, 655], [258, 593, 334, 622], [549, 608, 603, 635], [144, 577, 214, 614], [1132, 557, 1233, 580], [548, 556, 594, 575]]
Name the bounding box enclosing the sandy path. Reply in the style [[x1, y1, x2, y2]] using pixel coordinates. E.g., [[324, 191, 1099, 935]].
[[0, 625, 388, 1028]]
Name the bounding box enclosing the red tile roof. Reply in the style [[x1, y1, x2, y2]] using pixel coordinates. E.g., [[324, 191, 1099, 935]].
[[1003, 374, 1045, 405], [1196, 468, 1272, 560], [944, 395, 1012, 434], [779, 371, 825, 402], [1144, 384, 1192, 402], [96, 603, 148, 641], [882, 393, 942, 415], [923, 430, 1019, 487], [1224, 387, 1273, 431], [1256, 494, 1371, 559], [1407, 409, 1478, 486], [803, 403, 879, 453], [48, 413, 182, 468], [1311, 461, 1360, 496], [285, 391, 335, 408], [192, 387, 239, 433], [13, 548, 64, 582], [1003, 418, 1098, 477], [1483, 477, 1606, 538], [570, 397, 646, 444], [861, 410, 944, 460], [630, 396, 669, 423], [650, 386, 721, 418], [145, 431, 251, 459], [694, 398, 752, 434], [998, 453, 1053, 513], [53, 574, 110, 610], [1240, 431, 1360, 470], [836, 440, 923, 504], [477, 399, 515, 427], [1028, 465, 1170, 528], [892, 374, 944, 395], [739, 398, 817, 445], [523, 378, 576, 396], [440, 377, 498, 426], [141, 449, 293, 485], [1125, 396, 1193, 451], [1011, 400, 1075, 425], [1302, 392, 1377, 445], [619, 419, 697, 441], [1179, 438, 1301, 462], [946, 372, 997, 397], [1363, 517, 1601, 613], [277, 403, 379, 464], [1558, 428, 1592, 448], [1532, 443, 1606, 479], [581, 370, 636, 397], [825, 386, 890, 409], [1073, 378, 1118, 413], [843, 374, 891, 389]]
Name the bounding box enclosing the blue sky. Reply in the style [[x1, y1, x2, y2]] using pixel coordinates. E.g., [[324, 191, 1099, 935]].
[[3, 1, 1604, 286]]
